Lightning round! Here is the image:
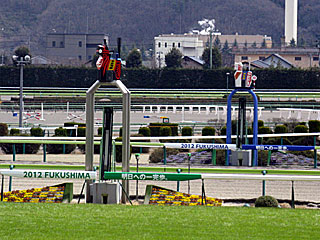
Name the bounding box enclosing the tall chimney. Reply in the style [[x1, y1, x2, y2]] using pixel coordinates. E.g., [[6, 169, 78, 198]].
[[285, 0, 298, 45]]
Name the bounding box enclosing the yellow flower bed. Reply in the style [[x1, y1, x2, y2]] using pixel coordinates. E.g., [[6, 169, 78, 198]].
[[2, 185, 65, 203], [148, 186, 223, 207]]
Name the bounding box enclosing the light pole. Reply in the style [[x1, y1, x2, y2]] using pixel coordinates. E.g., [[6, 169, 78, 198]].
[[12, 55, 31, 127], [226, 72, 230, 93], [209, 31, 213, 69]]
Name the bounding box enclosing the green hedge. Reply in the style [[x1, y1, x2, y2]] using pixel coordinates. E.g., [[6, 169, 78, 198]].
[[138, 127, 151, 137], [308, 120, 320, 133], [1, 66, 320, 89], [149, 123, 178, 136], [47, 127, 76, 154]]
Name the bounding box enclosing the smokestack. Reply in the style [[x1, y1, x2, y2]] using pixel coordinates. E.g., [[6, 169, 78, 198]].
[[285, 0, 298, 45]]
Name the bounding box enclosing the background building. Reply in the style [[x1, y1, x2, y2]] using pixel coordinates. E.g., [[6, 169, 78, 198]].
[[46, 33, 108, 65], [154, 33, 272, 68], [233, 47, 320, 68]]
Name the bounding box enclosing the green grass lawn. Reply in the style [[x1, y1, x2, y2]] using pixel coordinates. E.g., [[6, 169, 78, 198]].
[[0, 203, 319, 239]]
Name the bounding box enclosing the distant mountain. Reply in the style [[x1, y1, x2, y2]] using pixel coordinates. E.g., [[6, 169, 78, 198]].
[[0, 0, 319, 55]]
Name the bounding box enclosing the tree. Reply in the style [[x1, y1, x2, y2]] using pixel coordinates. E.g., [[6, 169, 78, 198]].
[[261, 39, 266, 48], [222, 40, 229, 52], [233, 39, 238, 48], [126, 48, 142, 68], [14, 46, 31, 58], [214, 36, 221, 49], [290, 38, 296, 47], [165, 47, 182, 68], [251, 41, 257, 48], [202, 47, 222, 69]]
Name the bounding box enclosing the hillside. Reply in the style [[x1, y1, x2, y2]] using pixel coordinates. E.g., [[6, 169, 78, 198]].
[[0, 0, 319, 55]]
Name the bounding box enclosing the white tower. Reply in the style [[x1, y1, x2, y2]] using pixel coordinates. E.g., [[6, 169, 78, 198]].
[[285, 0, 298, 45]]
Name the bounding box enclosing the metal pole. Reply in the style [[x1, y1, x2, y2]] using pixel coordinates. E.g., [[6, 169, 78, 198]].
[[115, 80, 131, 204], [43, 144, 47, 162], [212, 139, 216, 166], [209, 32, 213, 69], [135, 153, 140, 202], [1, 175, 4, 201], [8, 165, 13, 191], [226, 73, 230, 93], [19, 62, 24, 127], [85, 80, 101, 203], [176, 168, 182, 192], [314, 136, 317, 169], [291, 181, 295, 209], [188, 153, 191, 194], [262, 170, 267, 196]]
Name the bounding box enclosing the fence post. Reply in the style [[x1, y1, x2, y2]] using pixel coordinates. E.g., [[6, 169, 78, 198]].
[[291, 181, 295, 209], [176, 168, 182, 192], [63, 144, 66, 154], [267, 150, 271, 166], [8, 165, 14, 191], [163, 146, 167, 165], [112, 140, 116, 172], [262, 170, 267, 196], [314, 136, 317, 169], [13, 144, 16, 162], [212, 139, 216, 166], [188, 153, 191, 194], [1, 174, 4, 201], [23, 143, 25, 154], [43, 144, 47, 163]]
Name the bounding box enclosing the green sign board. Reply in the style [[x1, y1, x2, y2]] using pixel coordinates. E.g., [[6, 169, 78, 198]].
[[104, 172, 202, 181]]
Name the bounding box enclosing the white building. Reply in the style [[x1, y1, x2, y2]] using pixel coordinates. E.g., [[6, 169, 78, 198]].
[[154, 34, 205, 68], [154, 33, 272, 68]]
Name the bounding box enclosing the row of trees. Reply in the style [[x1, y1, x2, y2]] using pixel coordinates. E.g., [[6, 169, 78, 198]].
[[125, 47, 222, 69]]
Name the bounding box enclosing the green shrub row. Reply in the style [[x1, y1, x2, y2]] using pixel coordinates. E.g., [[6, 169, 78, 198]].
[[1, 66, 320, 89]]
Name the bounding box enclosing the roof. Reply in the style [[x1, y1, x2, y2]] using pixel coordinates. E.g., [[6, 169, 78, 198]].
[[183, 56, 204, 65], [31, 56, 58, 65], [249, 60, 270, 68], [264, 53, 294, 68]]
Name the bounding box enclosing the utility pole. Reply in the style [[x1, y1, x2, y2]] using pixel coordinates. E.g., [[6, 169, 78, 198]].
[[209, 31, 213, 69], [12, 55, 31, 127]]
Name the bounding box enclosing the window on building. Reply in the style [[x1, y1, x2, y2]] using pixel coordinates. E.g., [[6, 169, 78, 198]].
[[158, 42, 161, 48], [86, 44, 99, 48], [313, 56, 319, 61], [259, 56, 265, 60], [79, 41, 82, 47], [295, 57, 301, 61], [78, 55, 82, 61], [88, 55, 92, 60], [178, 42, 181, 48], [172, 42, 175, 48], [241, 56, 248, 60], [52, 41, 56, 47], [165, 42, 167, 48], [60, 41, 64, 48]]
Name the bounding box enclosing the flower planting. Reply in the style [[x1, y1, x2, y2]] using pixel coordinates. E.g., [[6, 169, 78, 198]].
[[2, 183, 72, 203], [146, 185, 222, 207]]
